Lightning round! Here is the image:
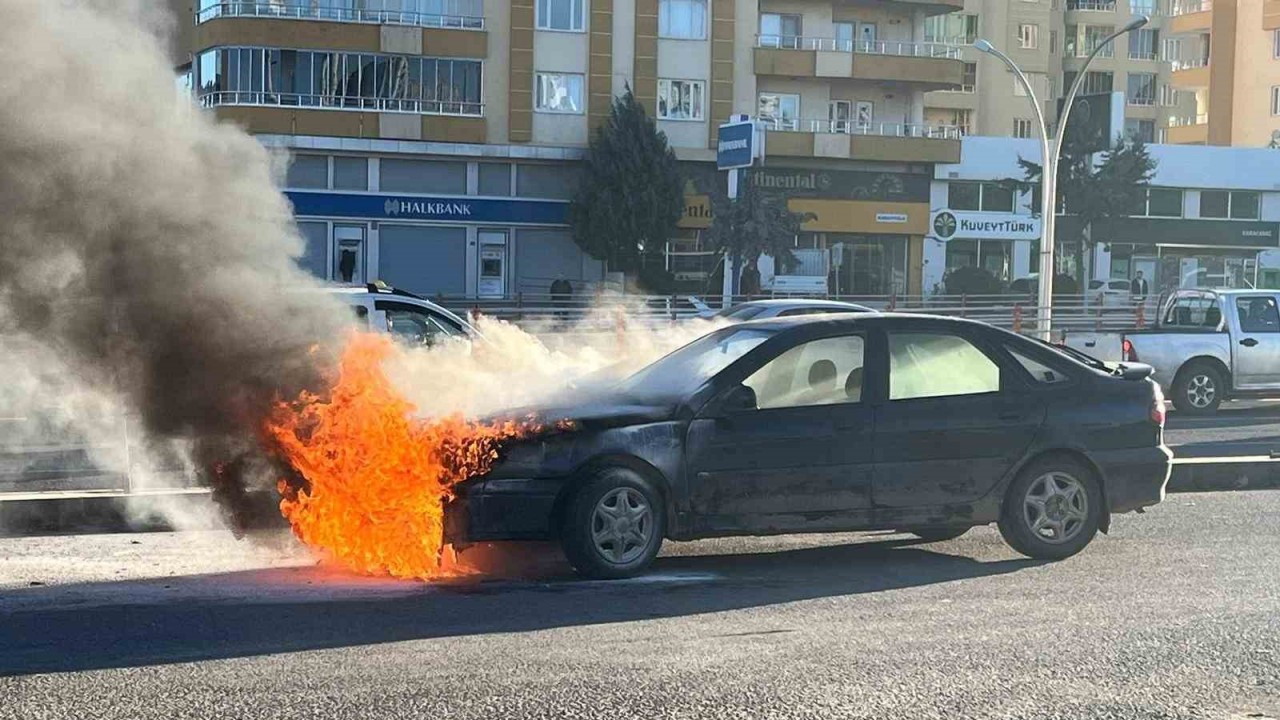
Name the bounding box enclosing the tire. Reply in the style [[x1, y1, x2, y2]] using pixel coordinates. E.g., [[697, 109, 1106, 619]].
[[560, 467, 665, 579], [905, 527, 970, 543], [997, 456, 1103, 561], [1171, 362, 1224, 415]]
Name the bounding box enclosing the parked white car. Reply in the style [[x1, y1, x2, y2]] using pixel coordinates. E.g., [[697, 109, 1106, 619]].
[[326, 282, 479, 346], [1087, 279, 1135, 308]]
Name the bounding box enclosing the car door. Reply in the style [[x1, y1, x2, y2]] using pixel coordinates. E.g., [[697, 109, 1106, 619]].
[[684, 331, 875, 533], [1231, 294, 1280, 389], [871, 326, 1043, 508], [374, 299, 467, 347]]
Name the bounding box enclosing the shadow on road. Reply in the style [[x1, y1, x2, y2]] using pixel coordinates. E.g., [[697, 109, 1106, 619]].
[[0, 538, 1037, 677]]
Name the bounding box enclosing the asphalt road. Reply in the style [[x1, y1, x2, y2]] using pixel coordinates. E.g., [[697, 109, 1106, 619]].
[[2, 490, 1278, 720], [1166, 400, 1280, 459]]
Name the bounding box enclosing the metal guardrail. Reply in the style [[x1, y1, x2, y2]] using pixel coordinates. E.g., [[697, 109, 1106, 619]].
[[3, 294, 1159, 499], [195, 2, 485, 29]]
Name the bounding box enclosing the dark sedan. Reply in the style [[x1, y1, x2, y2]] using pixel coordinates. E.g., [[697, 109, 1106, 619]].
[[446, 314, 1172, 579]]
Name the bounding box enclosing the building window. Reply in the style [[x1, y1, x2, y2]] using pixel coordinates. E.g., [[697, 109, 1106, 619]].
[[924, 14, 978, 44], [1274, 29, 1280, 59], [1160, 84, 1180, 107], [1127, 73, 1156, 106], [659, 0, 707, 39], [1200, 191, 1260, 220], [287, 154, 329, 189], [657, 79, 704, 120], [1014, 72, 1047, 98], [1014, 118, 1035, 139], [759, 13, 802, 49], [1124, 118, 1155, 143], [1145, 188, 1183, 217], [1129, 28, 1158, 60], [1065, 25, 1116, 58], [1131, 0, 1156, 12], [1081, 70, 1114, 94], [1049, 30, 1057, 54], [535, 72, 584, 113], [194, 48, 483, 116], [948, 182, 1014, 213], [758, 93, 800, 130], [1272, 86, 1280, 116], [1018, 24, 1039, 49], [955, 62, 977, 92], [537, 0, 585, 31]]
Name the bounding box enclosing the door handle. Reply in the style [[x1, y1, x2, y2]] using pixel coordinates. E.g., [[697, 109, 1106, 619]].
[[1241, 338, 1259, 347]]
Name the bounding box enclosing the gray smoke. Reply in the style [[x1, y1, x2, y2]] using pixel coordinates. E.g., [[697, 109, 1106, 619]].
[[0, 0, 348, 527]]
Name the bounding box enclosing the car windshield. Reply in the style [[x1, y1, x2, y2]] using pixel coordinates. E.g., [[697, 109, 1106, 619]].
[[621, 327, 775, 397], [714, 305, 767, 321]]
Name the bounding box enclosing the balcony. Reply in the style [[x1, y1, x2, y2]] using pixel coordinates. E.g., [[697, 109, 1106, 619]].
[[195, 1, 485, 29], [761, 119, 962, 163], [754, 37, 964, 89], [1065, 0, 1118, 11], [1165, 114, 1208, 144], [1266, 0, 1280, 29], [197, 91, 486, 141], [879, 0, 966, 12], [1169, 57, 1211, 88], [1168, 0, 1212, 33]]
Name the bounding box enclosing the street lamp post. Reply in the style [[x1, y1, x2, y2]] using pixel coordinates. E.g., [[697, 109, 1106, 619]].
[[975, 16, 1148, 340]]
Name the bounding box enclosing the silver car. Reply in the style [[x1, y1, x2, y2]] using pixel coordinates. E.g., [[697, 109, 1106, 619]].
[[327, 282, 478, 346], [708, 299, 878, 322]]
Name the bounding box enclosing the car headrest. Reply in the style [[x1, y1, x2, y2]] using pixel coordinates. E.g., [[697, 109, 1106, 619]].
[[845, 367, 863, 398], [808, 359, 837, 387]]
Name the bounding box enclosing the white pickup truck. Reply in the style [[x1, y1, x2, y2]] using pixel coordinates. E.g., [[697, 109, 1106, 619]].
[[1121, 289, 1280, 414]]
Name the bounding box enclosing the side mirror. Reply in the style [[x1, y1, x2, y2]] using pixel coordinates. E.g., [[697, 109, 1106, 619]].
[[721, 385, 758, 414]]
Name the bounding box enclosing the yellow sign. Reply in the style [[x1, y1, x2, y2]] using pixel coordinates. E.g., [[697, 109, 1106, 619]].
[[678, 194, 713, 229]]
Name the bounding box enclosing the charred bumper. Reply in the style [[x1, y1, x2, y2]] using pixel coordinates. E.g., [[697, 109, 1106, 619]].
[[443, 477, 565, 544], [1094, 444, 1173, 514]]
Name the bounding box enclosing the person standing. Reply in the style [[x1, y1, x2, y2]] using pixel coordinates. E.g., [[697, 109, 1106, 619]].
[[1130, 270, 1149, 309]]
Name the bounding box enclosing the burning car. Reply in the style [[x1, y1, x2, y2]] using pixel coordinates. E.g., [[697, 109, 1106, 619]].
[[446, 313, 1172, 579]]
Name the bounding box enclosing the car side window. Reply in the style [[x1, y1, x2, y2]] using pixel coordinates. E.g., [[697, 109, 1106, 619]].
[[375, 301, 464, 347], [889, 332, 1000, 401], [743, 335, 865, 409], [1005, 346, 1071, 385], [1237, 296, 1280, 334]]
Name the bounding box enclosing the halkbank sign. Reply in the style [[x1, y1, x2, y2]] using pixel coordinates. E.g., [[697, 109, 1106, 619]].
[[930, 210, 1041, 241]]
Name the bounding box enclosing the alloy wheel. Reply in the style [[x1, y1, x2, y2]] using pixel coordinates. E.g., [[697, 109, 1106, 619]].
[[1187, 374, 1216, 409], [1022, 471, 1089, 545]]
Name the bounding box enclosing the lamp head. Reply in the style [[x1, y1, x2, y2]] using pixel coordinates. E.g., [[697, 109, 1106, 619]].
[[1123, 16, 1150, 32], [973, 39, 995, 54]]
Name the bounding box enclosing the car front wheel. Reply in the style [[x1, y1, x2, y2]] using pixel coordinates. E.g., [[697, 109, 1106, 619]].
[[998, 457, 1102, 561], [560, 467, 664, 579]]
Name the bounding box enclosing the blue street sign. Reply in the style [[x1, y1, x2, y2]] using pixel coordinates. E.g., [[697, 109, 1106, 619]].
[[717, 120, 755, 170]]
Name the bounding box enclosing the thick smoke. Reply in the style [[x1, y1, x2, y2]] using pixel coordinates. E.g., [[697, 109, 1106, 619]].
[[0, 0, 347, 527]]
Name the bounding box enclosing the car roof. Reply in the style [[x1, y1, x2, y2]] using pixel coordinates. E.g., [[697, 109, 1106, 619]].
[[738, 299, 868, 308], [733, 311, 990, 333]]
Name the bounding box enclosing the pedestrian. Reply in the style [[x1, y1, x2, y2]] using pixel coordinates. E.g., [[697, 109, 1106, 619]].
[[549, 275, 573, 324], [1130, 270, 1149, 308]]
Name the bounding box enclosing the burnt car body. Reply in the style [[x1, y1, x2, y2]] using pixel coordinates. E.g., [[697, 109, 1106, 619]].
[[445, 313, 1172, 579]]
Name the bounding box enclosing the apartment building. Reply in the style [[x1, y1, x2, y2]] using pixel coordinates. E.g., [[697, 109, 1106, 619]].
[[1164, 0, 1280, 146], [169, 0, 971, 298], [922, 0, 1195, 144]]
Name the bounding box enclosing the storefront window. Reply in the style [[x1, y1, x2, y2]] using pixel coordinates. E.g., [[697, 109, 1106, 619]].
[[947, 182, 1014, 212], [832, 235, 907, 296], [1231, 191, 1260, 220], [1200, 191, 1229, 219], [1148, 188, 1183, 217], [945, 239, 1012, 283]]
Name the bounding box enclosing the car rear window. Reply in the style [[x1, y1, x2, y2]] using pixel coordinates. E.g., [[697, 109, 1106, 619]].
[[715, 305, 766, 321], [1006, 345, 1071, 385]]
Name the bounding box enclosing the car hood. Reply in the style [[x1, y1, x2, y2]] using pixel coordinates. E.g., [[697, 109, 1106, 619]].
[[488, 385, 680, 432]]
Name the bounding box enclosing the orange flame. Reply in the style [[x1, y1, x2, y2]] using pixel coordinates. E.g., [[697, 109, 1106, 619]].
[[265, 332, 534, 580]]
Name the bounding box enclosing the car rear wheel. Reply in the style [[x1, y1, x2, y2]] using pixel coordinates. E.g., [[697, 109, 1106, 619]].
[[560, 467, 664, 579], [998, 457, 1102, 561], [1171, 362, 1223, 415], [904, 527, 970, 543]]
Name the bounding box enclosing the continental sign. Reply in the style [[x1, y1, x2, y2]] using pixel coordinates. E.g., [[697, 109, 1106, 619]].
[[746, 168, 930, 202], [679, 195, 928, 234]]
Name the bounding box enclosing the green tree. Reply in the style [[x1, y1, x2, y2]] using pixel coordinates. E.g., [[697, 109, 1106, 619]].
[[568, 88, 683, 275], [704, 178, 815, 294], [1018, 134, 1156, 287]]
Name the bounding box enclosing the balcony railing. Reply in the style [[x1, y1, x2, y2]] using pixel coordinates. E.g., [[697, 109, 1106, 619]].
[[198, 91, 484, 116], [1127, 94, 1157, 106], [1170, 56, 1210, 70], [1167, 113, 1208, 127], [761, 117, 964, 140], [756, 35, 963, 59], [1066, 0, 1118, 10], [1128, 50, 1159, 61], [195, 2, 485, 29], [1169, 0, 1211, 15]]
